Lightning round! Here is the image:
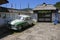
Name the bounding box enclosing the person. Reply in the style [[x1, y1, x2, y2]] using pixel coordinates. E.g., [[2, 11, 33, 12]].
[[54, 13, 58, 25], [54, 19, 58, 25]]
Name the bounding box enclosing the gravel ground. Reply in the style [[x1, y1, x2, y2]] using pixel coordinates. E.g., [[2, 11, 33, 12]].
[[0, 23, 60, 40]]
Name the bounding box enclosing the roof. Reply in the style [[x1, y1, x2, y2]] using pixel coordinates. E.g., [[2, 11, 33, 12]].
[[0, 0, 8, 5], [0, 7, 20, 12], [33, 3, 56, 10], [0, 7, 33, 13], [0, 7, 9, 12]]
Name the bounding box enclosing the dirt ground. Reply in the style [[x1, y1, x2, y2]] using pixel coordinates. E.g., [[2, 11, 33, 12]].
[[0, 23, 60, 40]]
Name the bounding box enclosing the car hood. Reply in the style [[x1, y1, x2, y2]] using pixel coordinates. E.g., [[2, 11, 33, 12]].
[[10, 19, 24, 25]]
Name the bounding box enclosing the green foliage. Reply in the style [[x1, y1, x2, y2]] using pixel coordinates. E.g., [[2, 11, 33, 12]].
[[54, 2, 60, 9]]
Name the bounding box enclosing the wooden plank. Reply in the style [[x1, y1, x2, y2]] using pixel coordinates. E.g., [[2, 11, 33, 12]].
[[0, 0, 8, 5]]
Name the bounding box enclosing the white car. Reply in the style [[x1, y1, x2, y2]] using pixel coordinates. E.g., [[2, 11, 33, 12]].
[[9, 15, 35, 30]]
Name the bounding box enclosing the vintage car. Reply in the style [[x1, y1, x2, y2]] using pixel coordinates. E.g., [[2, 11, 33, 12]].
[[9, 15, 35, 30]]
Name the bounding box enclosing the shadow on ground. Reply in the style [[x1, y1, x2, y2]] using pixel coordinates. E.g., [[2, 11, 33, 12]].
[[0, 25, 34, 39], [0, 27, 14, 39]]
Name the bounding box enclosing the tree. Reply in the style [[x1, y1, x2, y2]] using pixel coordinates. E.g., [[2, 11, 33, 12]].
[[54, 2, 60, 9]]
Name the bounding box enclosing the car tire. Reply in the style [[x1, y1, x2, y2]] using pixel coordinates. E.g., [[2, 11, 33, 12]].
[[31, 23, 34, 26]]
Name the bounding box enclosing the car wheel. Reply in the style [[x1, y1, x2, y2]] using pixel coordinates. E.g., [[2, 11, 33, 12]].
[[31, 23, 34, 26]]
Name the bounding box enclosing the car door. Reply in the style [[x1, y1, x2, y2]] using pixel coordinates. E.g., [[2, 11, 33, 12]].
[[25, 17, 32, 25]]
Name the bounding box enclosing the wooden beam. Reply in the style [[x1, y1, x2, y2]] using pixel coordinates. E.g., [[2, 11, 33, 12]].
[[0, 0, 8, 5]]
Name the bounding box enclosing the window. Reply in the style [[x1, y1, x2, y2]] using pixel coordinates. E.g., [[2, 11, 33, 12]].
[[25, 17, 31, 20]]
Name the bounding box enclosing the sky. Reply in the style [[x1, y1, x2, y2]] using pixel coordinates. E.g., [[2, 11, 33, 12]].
[[1, 0, 60, 9]]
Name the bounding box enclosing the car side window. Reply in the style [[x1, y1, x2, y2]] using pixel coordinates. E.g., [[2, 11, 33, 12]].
[[25, 17, 31, 20]]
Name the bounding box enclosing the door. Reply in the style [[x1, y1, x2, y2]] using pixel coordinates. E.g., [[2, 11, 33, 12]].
[[25, 17, 32, 24]]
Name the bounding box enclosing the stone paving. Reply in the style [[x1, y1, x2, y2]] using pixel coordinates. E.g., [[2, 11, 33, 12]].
[[1, 23, 60, 40]]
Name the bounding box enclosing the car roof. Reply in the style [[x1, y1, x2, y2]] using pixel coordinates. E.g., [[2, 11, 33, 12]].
[[18, 15, 30, 17]]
